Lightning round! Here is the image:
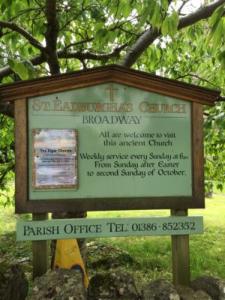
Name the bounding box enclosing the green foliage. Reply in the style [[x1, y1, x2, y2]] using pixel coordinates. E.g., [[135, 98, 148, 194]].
[[0, 115, 14, 206], [204, 103, 225, 194], [161, 11, 179, 37], [8, 59, 37, 80], [208, 5, 225, 48]]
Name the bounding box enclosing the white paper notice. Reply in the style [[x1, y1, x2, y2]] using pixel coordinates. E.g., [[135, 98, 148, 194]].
[[32, 129, 78, 189]]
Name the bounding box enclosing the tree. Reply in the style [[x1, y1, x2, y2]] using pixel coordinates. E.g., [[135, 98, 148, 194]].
[[0, 0, 225, 202]]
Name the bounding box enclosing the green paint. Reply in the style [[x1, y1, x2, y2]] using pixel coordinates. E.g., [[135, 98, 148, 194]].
[[16, 216, 203, 241], [28, 83, 192, 200]]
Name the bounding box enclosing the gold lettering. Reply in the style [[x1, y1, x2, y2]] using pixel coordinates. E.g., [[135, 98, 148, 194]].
[[32, 99, 42, 111], [139, 102, 187, 114], [53, 99, 62, 111], [62, 101, 72, 111], [42, 101, 51, 111], [163, 104, 173, 113], [139, 101, 148, 112]]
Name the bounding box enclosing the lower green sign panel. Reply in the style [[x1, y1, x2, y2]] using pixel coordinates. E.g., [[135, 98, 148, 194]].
[[17, 216, 203, 241]]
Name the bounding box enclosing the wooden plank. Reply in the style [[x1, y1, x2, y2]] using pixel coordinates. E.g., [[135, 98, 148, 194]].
[[32, 213, 48, 279], [14, 99, 28, 213], [16, 186, 199, 214], [0, 65, 220, 104], [16, 216, 203, 241], [171, 209, 190, 286], [16, 196, 202, 214], [192, 103, 204, 207]]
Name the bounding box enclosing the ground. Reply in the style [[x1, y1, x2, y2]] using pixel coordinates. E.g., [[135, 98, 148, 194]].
[[0, 195, 225, 290]]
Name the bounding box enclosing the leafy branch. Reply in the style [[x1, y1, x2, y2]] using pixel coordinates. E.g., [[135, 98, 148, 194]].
[[175, 73, 222, 90], [0, 43, 127, 81], [58, 43, 128, 61], [0, 20, 44, 51], [121, 0, 225, 67], [175, 73, 225, 98]]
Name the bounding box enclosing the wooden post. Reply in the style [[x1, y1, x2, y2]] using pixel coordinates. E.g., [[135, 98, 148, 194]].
[[171, 209, 190, 286], [32, 213, 48, 279]]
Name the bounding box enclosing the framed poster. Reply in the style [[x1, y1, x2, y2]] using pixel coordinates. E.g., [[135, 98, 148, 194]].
[[32, 129, 78, 189]]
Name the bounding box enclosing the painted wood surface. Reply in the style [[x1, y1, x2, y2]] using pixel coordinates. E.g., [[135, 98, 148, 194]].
[[32, 213, 48, 278], [171, 209, 190, 286], [17, 216, 203, 241]]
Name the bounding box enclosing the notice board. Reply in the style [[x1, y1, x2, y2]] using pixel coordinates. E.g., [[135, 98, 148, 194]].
[[0, 65, 220, 212]]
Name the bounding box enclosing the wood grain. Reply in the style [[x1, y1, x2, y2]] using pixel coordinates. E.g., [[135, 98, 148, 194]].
[[171, 209, 190, 286], [0, 65, 220, 105], [192, 103, 204, 208], [15, 99, 28, 213], [32, 213, 48, 278]]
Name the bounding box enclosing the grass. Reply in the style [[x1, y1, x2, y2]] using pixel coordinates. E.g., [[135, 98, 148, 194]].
[[0, 194, 225, 284], [87, 194, 225, 281]]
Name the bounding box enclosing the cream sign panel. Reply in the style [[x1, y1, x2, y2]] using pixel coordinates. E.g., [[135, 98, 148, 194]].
[[28, 83, 192, 200]]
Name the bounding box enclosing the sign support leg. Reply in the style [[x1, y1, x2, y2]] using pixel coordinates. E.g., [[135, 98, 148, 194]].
[[32, 213, 48, 279], [171, 209, 190, 286]]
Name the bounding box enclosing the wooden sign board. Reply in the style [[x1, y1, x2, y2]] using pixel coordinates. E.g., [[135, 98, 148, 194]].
[[16, 216, 204, 241], [0, 65, 220, 213]]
